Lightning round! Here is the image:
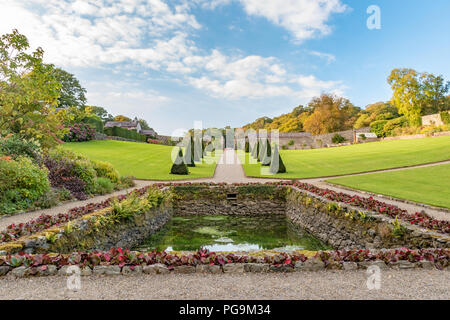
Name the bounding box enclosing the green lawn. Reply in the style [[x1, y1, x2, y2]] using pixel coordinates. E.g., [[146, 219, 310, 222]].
[[326, 164, 450, 209], [63, 140, 219, 180], [242, 136, 450, 179]]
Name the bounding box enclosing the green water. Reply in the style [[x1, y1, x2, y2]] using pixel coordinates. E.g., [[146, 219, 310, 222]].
[[135, 215, 330, 252]]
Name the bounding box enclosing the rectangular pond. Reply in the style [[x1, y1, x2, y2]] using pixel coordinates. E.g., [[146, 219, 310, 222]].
[[135, 215, 331, 252]]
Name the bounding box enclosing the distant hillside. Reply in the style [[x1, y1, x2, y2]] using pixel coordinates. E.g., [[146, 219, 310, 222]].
[[243, 94, 361, 134]]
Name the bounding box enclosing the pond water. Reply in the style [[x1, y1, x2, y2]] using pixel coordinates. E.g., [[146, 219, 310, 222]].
[[135, 215, 330, 252]]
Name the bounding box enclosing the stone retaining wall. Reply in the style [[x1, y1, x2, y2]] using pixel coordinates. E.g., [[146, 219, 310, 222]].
[[173, 185, 286, 216], [286, 187, 450, 249]]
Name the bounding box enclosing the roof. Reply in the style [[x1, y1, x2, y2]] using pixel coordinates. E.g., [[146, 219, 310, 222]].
[[141, 129, 157, 136], [105, 121, 139, 128]]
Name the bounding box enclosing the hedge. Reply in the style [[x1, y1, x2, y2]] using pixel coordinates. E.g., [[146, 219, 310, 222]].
[[441, 111, 450, 125], [104, 126, 147, 142]]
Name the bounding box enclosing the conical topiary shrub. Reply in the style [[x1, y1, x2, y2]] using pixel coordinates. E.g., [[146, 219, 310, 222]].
[[171, 148, 189, 175], [184, 137, 195, 167], [245, 140, 250, 153], [261, 138, 272, 166], [258, 139, 266, 162], [269, 145, 286, 174], [194, 137, 202, 162], [252, 140, 260, 160]]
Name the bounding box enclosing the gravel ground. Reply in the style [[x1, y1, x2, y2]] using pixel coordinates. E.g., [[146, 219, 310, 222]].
[[0, 270, 448, 300]]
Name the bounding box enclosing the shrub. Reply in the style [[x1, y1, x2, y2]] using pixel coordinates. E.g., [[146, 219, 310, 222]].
[[358, 134, 367, 141], [261, 139, 271, 166], [43, 148, 95, 199], [72, 159, 97, 194], [43, 156, 88, 200], [92, 160, 120, 183], [64, 123, 96, 142], [94, 177, 114, 195], [82, 115, 104, 133], [281, 144, 288, 150], [171, 148, 189, 175], [383, 116, 408, 136], [269, 145, 286, 174], [331, 134, 346, 144], [183, 137, 195, 167], [440, 111, 450, 125], [0, 134, 42, 160], [104, 126, 147, 142], [288, 139, 294, 146], [370, 120, 388, 137], [34, 189, 61, 209], [0, 157, 50, 214], [118, 176, 135, 189]]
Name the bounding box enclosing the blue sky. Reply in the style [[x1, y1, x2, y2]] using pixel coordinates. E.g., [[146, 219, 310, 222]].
[[1, 0, 449, 135]]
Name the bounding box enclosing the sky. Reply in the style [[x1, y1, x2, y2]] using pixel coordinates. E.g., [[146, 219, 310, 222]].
[[1, 0, 449, 135]]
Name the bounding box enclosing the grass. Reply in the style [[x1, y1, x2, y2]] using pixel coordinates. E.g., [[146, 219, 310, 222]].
[[63, 140, 220, 180], [242, 136, 450, 179], [326, 164, 450, 209]]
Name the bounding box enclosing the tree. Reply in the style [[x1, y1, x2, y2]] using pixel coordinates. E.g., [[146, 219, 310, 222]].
[[114, 115, 132, 122], [354, 102, 399, 129], [170, 148, 188, 175], [52, 67, 87, 108], [84, 106, 114, 123], [421, 73, 450, 114], [269, 145, 286, 174], [303, 94, 360, 134], [137, 118, 152, 130], [387, 68, 449, 126], [0, 30, 63, 148]]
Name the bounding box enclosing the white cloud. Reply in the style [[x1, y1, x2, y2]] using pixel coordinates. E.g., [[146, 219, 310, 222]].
[[294, 75, 346, 98], [239, 0, 347, 42], [308, 50, 336, 64], [86, 81, 170, 118], [0, 0, 200, 67], [0, 0, 347, 103]]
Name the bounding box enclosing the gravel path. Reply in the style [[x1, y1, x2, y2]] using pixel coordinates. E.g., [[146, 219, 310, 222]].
[[0, 270, 448, 300]]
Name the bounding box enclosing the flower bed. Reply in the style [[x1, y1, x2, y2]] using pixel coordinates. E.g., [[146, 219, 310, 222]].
[[292, 182, 450, 235], [0, 187, 171, 254], [0, 187, 149, 243]]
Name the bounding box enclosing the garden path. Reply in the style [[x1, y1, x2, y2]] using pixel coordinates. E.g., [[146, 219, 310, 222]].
[[1, 270, 449, 300]]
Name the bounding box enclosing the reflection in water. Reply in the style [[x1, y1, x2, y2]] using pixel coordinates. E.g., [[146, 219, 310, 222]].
[[135, 215, 330, 252]]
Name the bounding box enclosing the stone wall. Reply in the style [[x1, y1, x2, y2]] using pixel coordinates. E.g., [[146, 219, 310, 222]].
[[422, 112, 450, 126], [106, 136, 146, 143], [173, 185, 286, 216], [383, 131, 450, 141], [270, 127, 372, 150], [286, 187, 450, 249]]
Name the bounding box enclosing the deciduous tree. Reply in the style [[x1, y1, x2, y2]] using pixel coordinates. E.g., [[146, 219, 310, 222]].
[[0, 29, 63, 148]]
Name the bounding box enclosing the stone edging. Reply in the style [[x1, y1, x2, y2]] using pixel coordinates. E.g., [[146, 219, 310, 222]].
[[0, 259, 446, 278]]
